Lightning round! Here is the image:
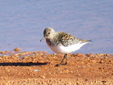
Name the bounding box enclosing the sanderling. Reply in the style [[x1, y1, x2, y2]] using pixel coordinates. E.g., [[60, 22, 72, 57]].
[[40, 27, 91, 66]]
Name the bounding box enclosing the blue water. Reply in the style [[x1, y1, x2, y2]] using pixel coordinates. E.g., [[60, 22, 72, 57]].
[[0, 0, 113, 54]]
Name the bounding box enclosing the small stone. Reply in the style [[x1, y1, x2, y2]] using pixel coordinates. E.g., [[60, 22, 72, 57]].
[[14, 47, 20, 52], [101, 81, 106, 83], [34, 69, 41, 72]]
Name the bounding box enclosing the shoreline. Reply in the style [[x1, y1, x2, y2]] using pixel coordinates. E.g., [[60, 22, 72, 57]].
[[0, 51, 113, 84]]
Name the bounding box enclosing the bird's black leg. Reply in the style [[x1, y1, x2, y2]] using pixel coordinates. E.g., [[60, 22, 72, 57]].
[[55, 54, 67, 66], [64, 54, 67, 65]]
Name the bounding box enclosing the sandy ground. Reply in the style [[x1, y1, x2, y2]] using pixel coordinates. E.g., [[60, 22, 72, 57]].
[[0, 51, 113, 85]]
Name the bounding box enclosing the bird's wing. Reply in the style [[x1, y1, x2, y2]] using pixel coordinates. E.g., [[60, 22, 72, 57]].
[[56, 32, 91, 46]]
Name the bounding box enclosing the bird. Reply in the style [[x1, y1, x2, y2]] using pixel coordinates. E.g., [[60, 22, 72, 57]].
[[40, 27, 91, 66]]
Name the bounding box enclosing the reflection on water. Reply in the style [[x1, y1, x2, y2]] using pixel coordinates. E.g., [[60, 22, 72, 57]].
[[0, 0, 113, 54]]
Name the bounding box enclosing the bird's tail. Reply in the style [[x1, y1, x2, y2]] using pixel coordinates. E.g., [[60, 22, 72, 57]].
[[85, 39, 92, 42], [79, 39, 91, 44]]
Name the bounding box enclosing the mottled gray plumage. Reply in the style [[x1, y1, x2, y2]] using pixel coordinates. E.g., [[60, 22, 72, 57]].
[[45, 31, 91, 46]]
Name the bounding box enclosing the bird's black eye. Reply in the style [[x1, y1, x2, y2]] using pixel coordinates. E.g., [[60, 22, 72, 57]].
[[48, 32, 50, 34]]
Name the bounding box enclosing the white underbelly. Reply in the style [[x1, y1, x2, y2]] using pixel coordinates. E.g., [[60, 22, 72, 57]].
[[47, 43, 88, 54]]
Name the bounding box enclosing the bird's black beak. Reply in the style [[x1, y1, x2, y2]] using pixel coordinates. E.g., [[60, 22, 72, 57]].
[[40, 37, 45, 42]]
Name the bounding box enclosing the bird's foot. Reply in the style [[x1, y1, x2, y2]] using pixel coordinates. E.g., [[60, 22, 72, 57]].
[[55, 62, 67, 67]]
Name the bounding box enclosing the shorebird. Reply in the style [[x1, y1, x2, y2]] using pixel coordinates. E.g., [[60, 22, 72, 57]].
[[40, 27, 91, 66]]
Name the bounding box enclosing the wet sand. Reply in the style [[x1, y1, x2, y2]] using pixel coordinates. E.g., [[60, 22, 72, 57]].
[[0, 51, 113, 85]]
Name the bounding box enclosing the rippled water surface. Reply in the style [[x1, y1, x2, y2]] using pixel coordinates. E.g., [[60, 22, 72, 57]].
[[0, 0, 113, 54]]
